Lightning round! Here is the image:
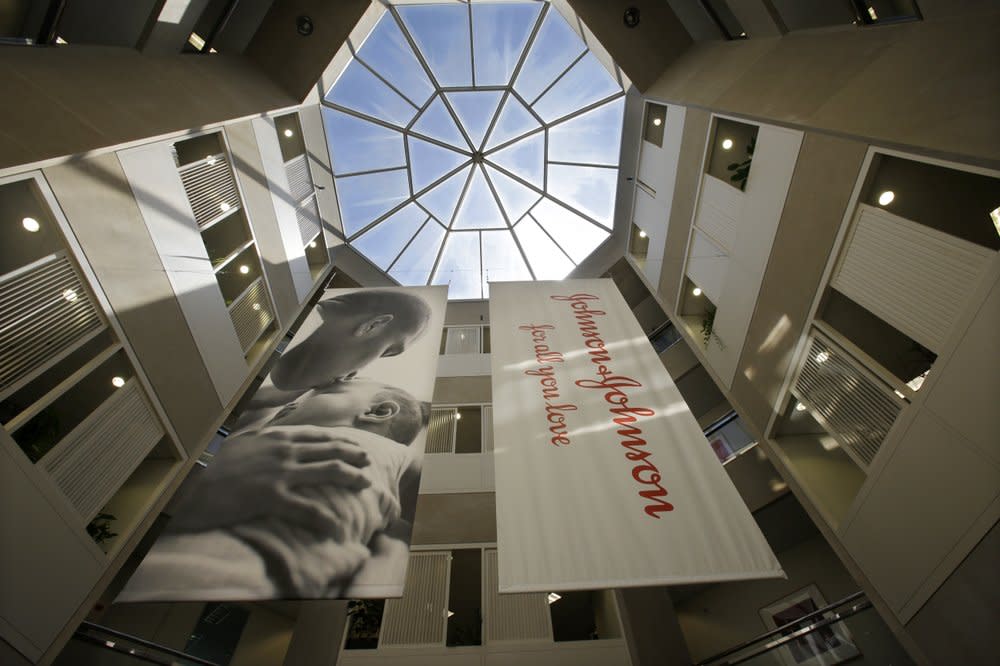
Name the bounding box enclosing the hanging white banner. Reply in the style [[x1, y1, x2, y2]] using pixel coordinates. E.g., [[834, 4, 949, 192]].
[[490, 279, 783, 592]]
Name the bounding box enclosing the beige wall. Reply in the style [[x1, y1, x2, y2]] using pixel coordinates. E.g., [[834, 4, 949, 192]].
[[44, 153, 223, 451], [0, 48, 295, 169], [675, 536, 912, 665], [245, 0, 369, 102], [729, 132, 866, 436], [411, 493, 497, 545], [566, 0, 693, 93], [644, 10, 1000, 165]]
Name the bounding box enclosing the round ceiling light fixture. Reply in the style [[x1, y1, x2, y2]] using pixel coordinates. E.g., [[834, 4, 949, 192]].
[[878, 190, 895, 206], [623, 7, 640, 28], [296, 15, 314, 37], [652, 117, 662, 127], [283, 129, 294, 138], [722, 138, 734, 150], [22, 217, 40, 232]]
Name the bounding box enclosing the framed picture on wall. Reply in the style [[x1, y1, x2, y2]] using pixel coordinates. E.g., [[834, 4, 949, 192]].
[[708, 431, 734, 464], [759, 584, 860, 666]]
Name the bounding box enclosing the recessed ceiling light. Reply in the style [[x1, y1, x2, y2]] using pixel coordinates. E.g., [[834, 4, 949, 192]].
[[62, 288, 79, 302], [309, 241, 318, 249], [652, 118, 662, 127], [638, 230, 647, 238], [111, 376, 126, 388], [547, 592, 562, 604], [239, 265, 250, 274], [721, 138, 733, 150], [283, 129, 294, 138], [867, 6, 878, 20], [815, 351, 830, 364], [455, 412, 461, 420], [795, 402, 807, 412], [878, 190, 895, 206], [252, 303, 261, 311], [220, 202, 231, 212], [22, 217, 40, 232], [692, 287, 702, 297]]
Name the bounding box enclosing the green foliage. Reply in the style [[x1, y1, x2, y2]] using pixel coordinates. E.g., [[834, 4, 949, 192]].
[[347, 599, 385, 639], [701, 307, 716, 346], [726, 134, 756, 191], [86, 512, 118, 545]]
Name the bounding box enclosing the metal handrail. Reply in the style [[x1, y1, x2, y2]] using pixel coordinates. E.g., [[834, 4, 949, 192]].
[[75, 621, 220, 666], [694, 591, 867, 665]]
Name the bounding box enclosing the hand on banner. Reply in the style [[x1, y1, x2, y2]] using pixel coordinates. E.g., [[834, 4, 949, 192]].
[[170, 425, 374, 535]]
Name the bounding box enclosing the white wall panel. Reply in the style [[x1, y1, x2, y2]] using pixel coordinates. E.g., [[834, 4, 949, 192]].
[[831, 205, 993, 353], [684, 229, 728, 304], [692, 174, 743, 251], [118, 142, 247, 405], [250, 117, 314, 302]]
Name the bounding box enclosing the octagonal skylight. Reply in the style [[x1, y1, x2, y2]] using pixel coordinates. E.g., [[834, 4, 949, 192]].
[[322, 1, 624, 299]]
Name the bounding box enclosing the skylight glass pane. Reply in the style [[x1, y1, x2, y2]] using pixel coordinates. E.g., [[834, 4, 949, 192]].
[[336, 169, 410, 237], [446, 91, 504, 150], [472, 3, 541, 86], [487, 131, 544, 185], [322, 108, 405, 175], [433, 232, 482, 300], [532, 53, 621, 123], [453, 167, 506, 230], [390, 219, 446, 286], [546, 164, 617, 227], [398, 4, 472, 87], [485, 95, 540, 151], [418, 168, 470, 226], [352, 203, 428, 269], [530, 198, 609, 263], [514, 215, 576, 279], [513, 9, 586, 103], [485, 165, 540, 223], [356, 13, 434, 107], [482, 230, 532, 296], [327, 59, 416, 128], [548, 97, 625, 166], [408, 137, 468, 193], [412, 95, 470, 150]]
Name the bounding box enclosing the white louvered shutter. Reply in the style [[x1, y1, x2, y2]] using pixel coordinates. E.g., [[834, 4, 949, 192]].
[[830, 205, 994, 353], [379, 552, 449, 646], [228, 279, 275, 352], [425, 408, 456, 454], [483, 549, 551, 642], [794, 333, 904, 470], [0, 254, 104, 398], [40, 380, 164, 522], [177, 153, 241, 229], [481, 406, 494, 453]]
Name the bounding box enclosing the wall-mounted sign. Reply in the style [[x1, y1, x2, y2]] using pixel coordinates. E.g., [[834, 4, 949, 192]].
[[490, 279, 782, 592], [120, 286, 447, 601]]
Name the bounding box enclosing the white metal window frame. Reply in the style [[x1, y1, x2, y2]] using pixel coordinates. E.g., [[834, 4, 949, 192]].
[[0, 170, 188, 560], [176, 126, 284, 354], [426, 403, 492, 454], [340, 542, 629, 655]]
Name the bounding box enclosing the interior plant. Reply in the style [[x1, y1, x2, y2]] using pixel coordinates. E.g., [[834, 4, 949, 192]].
[[86, 512, 118, 545], [701, 306, 717, 346], [727, 134, 756, 191], [346, 599, 385, 648]]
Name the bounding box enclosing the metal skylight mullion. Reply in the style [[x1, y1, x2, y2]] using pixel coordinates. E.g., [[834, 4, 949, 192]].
[[346, 160, 471, 241], [482, 165, 537, 280], [425, 221, 451, 288], [385, 213, 432, 274], [467, 2, 476, 88], [548, 160, 620, 169], [528, 49, 587, 107], [484, 160, 612, 234], [527, 211, 577, 267], [446, 165, 478, 230], [323, 102, 469, 156], [335, 165, 409, 179], [403, 136, 415, 196], [478, 90, 509, 154], [390, 6, 476, 152], [507, 88, 547, 130], [541, 90, 626, 127], [477, 231, 485, 299], [352, 56, 421, 113], [543, 127, 549, 190], [509, 1, 548, 87], [482, 125, 544, 158]]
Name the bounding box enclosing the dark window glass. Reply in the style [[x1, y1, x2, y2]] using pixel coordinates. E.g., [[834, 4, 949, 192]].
[[446, 549, 482, 646], [174, 133, 225, 167], [0, 179, 66, 276], [344, 600, 385, 649], [643, 103, 666, 147], [455, 406, 482, 454], [549, 590, 599, 641], [275, 113, 307, 163], [649, 322, 681, 353], [852, 0, 921, 24], [706, 118, 758, 191]]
